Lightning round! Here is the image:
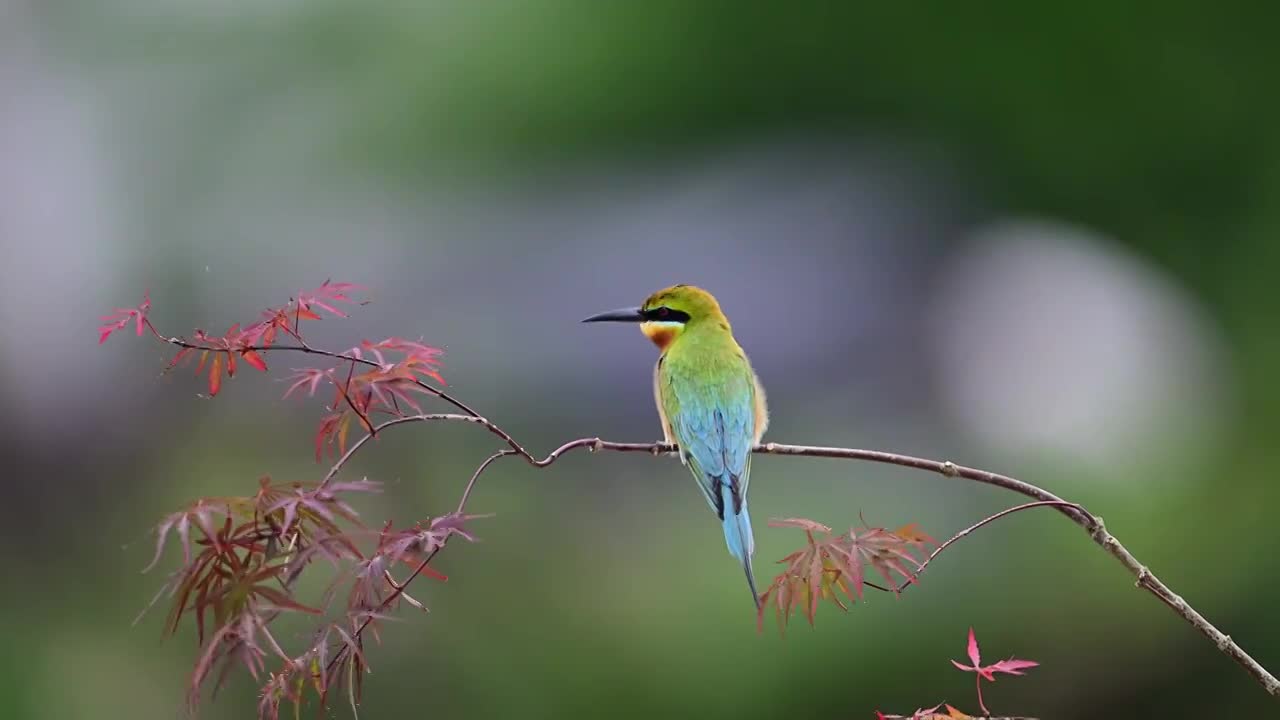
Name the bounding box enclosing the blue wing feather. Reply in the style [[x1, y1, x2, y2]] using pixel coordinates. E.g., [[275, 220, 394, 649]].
[[669, 377, 753, 506], [660, 361, 762, 608]]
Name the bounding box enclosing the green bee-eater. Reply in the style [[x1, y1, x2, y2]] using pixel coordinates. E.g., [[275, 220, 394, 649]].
[[583, 285, 769, 609]]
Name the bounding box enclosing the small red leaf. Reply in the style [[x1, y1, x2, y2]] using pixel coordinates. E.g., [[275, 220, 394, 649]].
[[768, 517, 832, 533], [96, 292, 151, 344], [253, 586, 322, 615], [242, 349, 268, 372], [168, 347, 194, 370], [208, 355, 223, 396], [337, 414, 351, 455], [966, 627, 981, 668], [283, 368, 328, 399], [987, 658, 1040, 676], [950, 626, 1038, 713], [893, 522, 939, 547]]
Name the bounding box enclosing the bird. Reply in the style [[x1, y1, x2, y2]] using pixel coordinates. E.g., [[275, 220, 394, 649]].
[[582, 284, 768, 609]]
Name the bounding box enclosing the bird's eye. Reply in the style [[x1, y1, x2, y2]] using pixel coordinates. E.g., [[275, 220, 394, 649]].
[[658, 307, 670, 318]]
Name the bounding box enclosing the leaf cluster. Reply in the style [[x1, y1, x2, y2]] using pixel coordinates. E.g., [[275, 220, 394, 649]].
[[757, 518, 936, 633], [138, 476, 479, 717], [876, 628, 1039, 719], [108, 282, 481, 718], [284, 337, 445, 460]]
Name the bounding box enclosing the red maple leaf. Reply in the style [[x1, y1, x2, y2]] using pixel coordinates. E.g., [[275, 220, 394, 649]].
[[122, 280, 366, 398], [294, 280, 363, 321], [949, 627, 1039, 715], [757, 517, 935, 633], [98, 291, 152, 344], [286, 337, 446, 460]]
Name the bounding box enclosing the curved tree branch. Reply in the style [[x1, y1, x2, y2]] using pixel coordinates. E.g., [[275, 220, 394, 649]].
[[156, 335, 1280, 699], [916, 500, 1088, 574], [319, 412, 1278, 698]]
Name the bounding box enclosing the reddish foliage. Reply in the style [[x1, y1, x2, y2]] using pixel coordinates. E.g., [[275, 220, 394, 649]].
[[150, 280, 365, 397], [257, 622, 368, 720], [295, 281, 362, 320], [950, 627, 1039, 715], [189, 610, 290, 713], [141, 479, 369, 644], [105, 283, 474, 718], [877, 628, 1039, 719], [104, 282, 1040, 720], [135, 475, 479, 717], [757, 517, 936, 633], [286, 337, 446, 460], [98, 291, 152, 344]]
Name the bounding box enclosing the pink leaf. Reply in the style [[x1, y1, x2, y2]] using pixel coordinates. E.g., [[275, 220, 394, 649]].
[[988, 658, 1040, 676], [242, 349, 268, 372], [283, 368, 329, 399], [951, 627, 1038, 703], [767, 517, 833, 533], [97, 292, 151, 344]]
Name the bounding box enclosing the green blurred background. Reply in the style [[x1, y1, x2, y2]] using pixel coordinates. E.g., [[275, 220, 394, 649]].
[[4, 1, 1278, 717]]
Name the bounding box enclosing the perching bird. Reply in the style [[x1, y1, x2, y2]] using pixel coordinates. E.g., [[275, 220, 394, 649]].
[[583, 285, 768, 609]]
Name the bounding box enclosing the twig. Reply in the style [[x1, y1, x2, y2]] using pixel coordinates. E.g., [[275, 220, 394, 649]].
[[162, 336, 488, 420], [317, 414, 484, 490], [917, 500, 1088, 574], [457, 450, 516, 514], [333, 359, 375, 438]]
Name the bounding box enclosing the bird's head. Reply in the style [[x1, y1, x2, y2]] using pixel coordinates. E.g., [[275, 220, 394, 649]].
[[581, 284, 728, 350]]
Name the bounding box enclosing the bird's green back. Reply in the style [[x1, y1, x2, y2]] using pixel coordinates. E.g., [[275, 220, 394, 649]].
[[657, 320, 760, 511]]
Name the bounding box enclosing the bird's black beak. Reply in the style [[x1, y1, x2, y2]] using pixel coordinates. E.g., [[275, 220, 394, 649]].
[[581, 307, 645, 323]]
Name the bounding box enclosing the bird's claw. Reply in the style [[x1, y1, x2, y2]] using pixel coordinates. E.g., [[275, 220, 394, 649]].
[[652, 442, 681, 459]]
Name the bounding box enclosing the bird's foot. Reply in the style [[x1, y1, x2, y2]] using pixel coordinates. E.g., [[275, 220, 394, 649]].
[[652, 442, 681, 460]]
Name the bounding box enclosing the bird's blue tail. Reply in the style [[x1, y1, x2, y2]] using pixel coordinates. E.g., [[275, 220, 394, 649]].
[[720, 483, 760, 610]]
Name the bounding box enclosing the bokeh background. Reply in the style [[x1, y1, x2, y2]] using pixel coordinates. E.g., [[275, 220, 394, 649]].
[[3, 2, 1277, 718]]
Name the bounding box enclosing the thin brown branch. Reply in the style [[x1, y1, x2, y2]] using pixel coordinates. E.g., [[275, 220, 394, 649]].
[[461, 436, 1280, 698], [918, 500, 1087, 574], [457, 450, 516, 513], [334, 359, 375, 437], [154, 335, 1279, 699], [325, 546, 443, 676], [163, 337, 487, 419], [317, 414, 483, 490]]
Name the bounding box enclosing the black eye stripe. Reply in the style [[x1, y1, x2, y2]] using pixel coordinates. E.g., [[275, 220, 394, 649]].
[[642, 306, 690, 323]]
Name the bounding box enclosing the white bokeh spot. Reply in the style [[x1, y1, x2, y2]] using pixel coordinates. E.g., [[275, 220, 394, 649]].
[[926, 218, 1230, 478]]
